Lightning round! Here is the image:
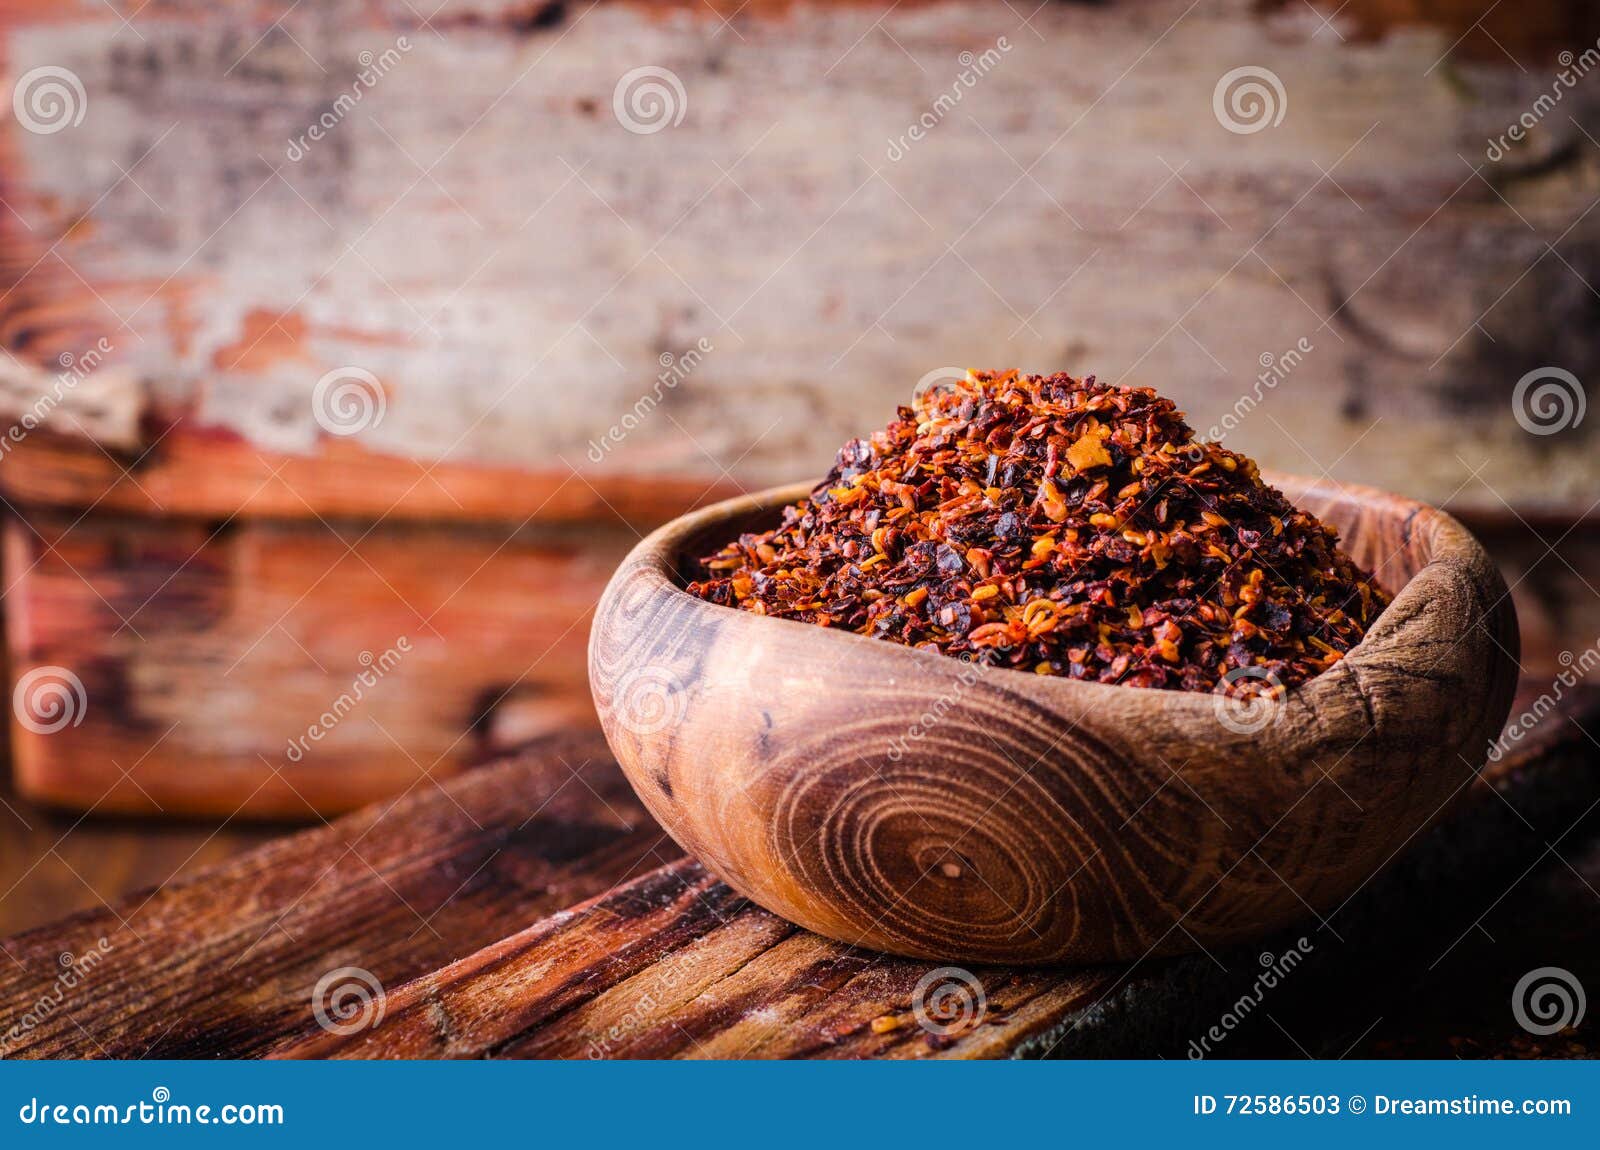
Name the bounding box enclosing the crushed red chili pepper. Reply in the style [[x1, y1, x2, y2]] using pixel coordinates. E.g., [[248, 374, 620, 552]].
[[687, 370, 1391, 696]]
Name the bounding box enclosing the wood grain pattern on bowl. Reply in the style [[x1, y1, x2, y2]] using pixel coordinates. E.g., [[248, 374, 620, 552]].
[[589, 473, 1520, 965]]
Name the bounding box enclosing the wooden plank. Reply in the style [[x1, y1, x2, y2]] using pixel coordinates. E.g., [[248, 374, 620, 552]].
[[0, 430, 741, 527], [0, 782, 278, 938], [4, 491, 1595, 819], [0, 735, 679, 1058], [2, 685, 1594, 1059], [3, 427, 1598, 534], [2, 510, 636, 817], [4, 479, 1597, 821], [274, 856, 1127, 1060], [277, 688, 1600, 1060], [1, 0, 1597, 520]]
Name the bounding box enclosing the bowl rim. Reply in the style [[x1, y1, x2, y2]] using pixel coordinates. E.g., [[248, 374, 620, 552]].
[[611, 469, 1496, 721]]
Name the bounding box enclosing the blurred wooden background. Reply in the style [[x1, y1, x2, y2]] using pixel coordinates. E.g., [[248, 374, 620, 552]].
[[0, 0, 1597, 931]]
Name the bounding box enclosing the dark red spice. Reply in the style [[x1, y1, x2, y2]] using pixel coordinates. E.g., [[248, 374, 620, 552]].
[[687, 371, 1391, 696]]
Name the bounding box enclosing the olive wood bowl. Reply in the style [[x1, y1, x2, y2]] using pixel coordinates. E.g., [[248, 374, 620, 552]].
[[589, 473, 1518, 964]]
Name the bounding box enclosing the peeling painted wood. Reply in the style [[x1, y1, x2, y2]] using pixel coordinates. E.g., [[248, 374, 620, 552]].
[[0, 429, 741, 524], [0, 0, 1596, 520], [0, 357, 141, 450], [2, 509, 637, 816], [8, 482, 1587, 822], [3, 0, 1597, 815]]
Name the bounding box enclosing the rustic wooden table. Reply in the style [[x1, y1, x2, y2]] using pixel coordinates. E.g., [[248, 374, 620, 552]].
[[1, 686, 1595, 1060]]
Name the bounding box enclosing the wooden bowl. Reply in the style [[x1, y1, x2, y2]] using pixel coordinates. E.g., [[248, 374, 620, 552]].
[[589, 473, 1518, 964]]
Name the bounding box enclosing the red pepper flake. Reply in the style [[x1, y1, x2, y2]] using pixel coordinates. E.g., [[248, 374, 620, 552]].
[[687, 371, 1391, 694], [1066, 430, 1112, 473]]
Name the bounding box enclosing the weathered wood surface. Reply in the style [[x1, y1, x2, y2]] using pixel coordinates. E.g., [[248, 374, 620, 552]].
[[0, 0, 1597, 517], [0, 786, 279, 939], [1, 473, 1590, 824], [590, 472, 1520, 964], [3, 0, 1598, 817], [2, 509, 636, 816], [0, 431, 739, 527], [1462, 515, 1600, 682], [0, 476, 1589, 823], [276, 854, 1125, 1060], [0, 738, 678, 1058], [1, 686, 1595, 1059]]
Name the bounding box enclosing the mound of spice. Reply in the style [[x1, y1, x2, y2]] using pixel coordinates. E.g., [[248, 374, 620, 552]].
[[687, 370, 1390, 695]]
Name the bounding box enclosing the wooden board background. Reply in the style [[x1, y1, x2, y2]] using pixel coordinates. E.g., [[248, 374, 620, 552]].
[[0, 484, 1590, 818], [1, 0, 1598, 816], [2, 508, 635, 814], [0, 686, 1595, 1060], [0, 0, 1596, 516]]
